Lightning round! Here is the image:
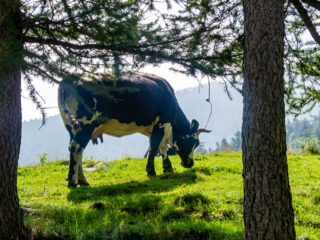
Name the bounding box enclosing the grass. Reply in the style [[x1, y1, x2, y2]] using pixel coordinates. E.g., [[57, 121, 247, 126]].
[[17, 152, 320, 240]]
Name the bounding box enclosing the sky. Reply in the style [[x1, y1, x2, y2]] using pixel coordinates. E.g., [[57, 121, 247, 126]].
[[21, 63, 206, 121]]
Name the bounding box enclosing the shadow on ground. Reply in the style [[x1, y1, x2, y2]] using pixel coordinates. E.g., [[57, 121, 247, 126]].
[[67, 169, 200, 203], [27, 167, 244, 240]]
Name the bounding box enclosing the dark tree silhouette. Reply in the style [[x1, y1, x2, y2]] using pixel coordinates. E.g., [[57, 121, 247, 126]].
[[242, 0, 296, 238]]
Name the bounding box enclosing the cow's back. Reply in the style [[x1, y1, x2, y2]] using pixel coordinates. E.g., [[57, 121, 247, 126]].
[[58, 72, 179, 138]]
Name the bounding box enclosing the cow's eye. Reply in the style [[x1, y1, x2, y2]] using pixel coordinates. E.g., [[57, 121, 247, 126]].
[[192, 132, 200, 139]]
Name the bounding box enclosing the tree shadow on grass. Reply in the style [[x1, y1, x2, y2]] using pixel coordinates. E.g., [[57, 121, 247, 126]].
[[29, 202, 245, 240], [28, 166, 244, 240], [67, 169, 199, 203]]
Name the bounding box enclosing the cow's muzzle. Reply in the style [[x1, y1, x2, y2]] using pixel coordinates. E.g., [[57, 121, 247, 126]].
[[181, 159, 194, 168]]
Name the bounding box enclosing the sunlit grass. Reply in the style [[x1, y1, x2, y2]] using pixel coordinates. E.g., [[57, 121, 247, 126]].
[[18, 152, 320, 239]]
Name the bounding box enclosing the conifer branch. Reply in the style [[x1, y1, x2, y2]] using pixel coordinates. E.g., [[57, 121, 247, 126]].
[[291, 0, 320, 45], [301, 0, 320, 10]]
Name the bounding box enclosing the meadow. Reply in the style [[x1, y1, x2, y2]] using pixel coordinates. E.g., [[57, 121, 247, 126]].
[[17, 153, 320, 240]]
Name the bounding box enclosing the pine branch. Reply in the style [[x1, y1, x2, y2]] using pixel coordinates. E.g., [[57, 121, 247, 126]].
[[25, 23, 212, 51], [30, 64, 60, 83], [23, 36, 234, 70], [291, 0, 320, 45], [301, 0, 320, 10], [23, 36, 119, 50], [24, 75, 47, 127], [61, 0, 78, 30]]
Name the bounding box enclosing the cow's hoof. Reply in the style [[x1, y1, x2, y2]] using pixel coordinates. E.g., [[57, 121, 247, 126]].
[[78, 180, 90, 186], [68, 182, 78, 188], [163, 168, 174, 173]]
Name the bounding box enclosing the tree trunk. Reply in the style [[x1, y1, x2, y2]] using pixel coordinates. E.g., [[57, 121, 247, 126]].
[[0, 69, 27, 240], [0, 1, 28, 239], [242, 1, 296, 239]]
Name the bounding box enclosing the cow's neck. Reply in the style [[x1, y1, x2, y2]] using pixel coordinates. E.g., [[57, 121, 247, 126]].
[[172, 107, 190, 138]]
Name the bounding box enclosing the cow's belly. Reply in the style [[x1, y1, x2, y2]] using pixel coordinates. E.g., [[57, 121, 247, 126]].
[[91, 117, 159, 139]]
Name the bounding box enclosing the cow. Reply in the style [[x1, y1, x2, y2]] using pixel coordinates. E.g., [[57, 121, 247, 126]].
[[58, 72, 211, 187]]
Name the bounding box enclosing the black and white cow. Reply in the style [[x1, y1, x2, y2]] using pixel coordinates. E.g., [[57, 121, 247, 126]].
[[58, 72, 210, 187]]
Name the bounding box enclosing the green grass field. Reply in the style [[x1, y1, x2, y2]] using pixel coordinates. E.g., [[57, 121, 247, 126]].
[[17, 152, 320, 240]]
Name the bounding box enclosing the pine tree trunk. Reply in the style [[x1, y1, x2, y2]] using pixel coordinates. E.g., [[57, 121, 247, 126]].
[[0, 69, 27, 240], [242, 1, 296, 239], [0, 1, 28, 239]]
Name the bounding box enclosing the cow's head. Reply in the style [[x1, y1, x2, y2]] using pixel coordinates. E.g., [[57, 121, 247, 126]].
[[175, 119, 211, 168]]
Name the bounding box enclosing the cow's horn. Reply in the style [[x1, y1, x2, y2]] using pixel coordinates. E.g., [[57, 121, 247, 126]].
[[198, 128, 211, 133]]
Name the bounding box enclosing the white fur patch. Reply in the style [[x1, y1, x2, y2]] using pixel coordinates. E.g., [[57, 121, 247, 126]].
[[174, 141, 180, 151], [188, 145, 196, 160], [93, 98, 97, 110], [68, 141, 81, 152], [77, 111, 102, 125], [71, 150, 83, 184], [158, 122, 173, 158]]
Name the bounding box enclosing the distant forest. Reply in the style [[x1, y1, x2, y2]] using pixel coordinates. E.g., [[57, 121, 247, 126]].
[[286, 114, 320, 154], [214, 113, 320, 154]]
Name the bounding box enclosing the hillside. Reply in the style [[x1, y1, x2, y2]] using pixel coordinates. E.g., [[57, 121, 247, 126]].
[[18, 153, 320, 240], [20, 83, 243, 166]]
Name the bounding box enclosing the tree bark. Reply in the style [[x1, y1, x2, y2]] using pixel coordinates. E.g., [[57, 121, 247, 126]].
[[0, 69, 27, 240], [0, 1, 28, 239], [242, 1, 296, 239]]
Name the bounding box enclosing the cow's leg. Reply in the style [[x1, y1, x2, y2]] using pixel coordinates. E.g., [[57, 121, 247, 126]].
[[146, 148, 157, 177], [162, 156, 174, 173], [157, 123, 174, 173], [144, 146, 150, 159], [146, 123, 164, 177], [158, 140, 174, 173], [67, 141, 83, 187], [78, 160, 90, 186], [67, 128, 92, 187]]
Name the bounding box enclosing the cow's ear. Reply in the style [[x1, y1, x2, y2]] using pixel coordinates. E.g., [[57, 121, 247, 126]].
[[190, 119, 199, 133]]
